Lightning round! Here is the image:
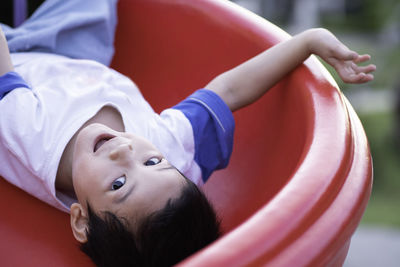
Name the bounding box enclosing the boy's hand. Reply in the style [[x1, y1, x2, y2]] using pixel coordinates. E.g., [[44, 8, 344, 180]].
[[208, 27, 376, 111], [307, 28, 376, 84]]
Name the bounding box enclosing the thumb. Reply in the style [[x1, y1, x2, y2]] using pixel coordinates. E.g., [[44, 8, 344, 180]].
[[335, 45, 358, 61]]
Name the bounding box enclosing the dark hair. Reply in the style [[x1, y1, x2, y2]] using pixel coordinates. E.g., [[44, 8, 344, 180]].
[[80, 179, 221, 267]]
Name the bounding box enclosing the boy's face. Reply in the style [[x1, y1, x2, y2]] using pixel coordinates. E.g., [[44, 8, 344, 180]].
[[71, 123, 186, 223]]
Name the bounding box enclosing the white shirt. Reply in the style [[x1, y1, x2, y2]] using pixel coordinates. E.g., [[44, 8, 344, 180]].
[[0, 52, 201, 212]]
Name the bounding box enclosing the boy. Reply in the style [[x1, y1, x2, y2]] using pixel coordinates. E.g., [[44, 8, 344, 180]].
[[0, 0, 375, 266]]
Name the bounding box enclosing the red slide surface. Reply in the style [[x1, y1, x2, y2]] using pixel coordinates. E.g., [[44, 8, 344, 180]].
[[0, 0, 372, 266]]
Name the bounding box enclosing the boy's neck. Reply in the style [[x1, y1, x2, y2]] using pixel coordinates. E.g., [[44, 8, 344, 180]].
[[56, 106, 125, 198]]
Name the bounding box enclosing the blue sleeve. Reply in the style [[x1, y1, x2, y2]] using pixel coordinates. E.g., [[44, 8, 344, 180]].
[[172, 89, 235, 183], [0, 71, 30, 100]]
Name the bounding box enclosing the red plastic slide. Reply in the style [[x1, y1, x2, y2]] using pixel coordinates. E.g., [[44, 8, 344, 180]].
[[0, 0, 372, 266]]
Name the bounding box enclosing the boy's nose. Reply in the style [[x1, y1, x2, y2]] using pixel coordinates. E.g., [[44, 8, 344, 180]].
[[109, 142, 133, 161]]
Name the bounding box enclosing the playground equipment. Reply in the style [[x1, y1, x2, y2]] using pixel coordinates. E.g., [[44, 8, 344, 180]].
[[0, 0, 372, 266]]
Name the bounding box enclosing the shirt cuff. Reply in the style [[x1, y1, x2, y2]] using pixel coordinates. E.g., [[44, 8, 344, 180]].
[[0, 71, 30, 100], [172, 89, 235, 182]]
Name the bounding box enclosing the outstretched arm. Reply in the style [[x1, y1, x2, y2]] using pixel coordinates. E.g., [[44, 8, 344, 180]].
[[206, 28, 376, 111], [0, 26, 14, 76]]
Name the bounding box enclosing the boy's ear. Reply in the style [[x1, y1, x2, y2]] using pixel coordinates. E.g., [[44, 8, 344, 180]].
[[70, 203, 89, 243]]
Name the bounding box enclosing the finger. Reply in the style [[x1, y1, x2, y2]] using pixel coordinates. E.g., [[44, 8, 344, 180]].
[[346, 73, 365, 83], [357, 73, 374, 83], [333, 44, 358, 61], [345, 72, 374, 84], [365, 73, 374, 82], [352, 63, 376, 74], [354, 54, 371, 63]]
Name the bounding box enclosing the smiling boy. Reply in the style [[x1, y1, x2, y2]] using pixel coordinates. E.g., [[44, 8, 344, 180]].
[[69, 123, 187, 240]]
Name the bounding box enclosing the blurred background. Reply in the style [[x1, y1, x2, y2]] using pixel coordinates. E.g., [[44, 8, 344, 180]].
[[231, 0, 400, 266]]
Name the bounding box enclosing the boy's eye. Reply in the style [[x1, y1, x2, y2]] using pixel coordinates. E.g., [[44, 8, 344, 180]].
[[111, 176, 126, 190], [145, 157, 162, 166]]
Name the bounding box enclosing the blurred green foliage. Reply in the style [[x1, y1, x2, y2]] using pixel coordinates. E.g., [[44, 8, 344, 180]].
[[359, 111, 400, 227], [318, 0, 400, 227], [321, 0, 399, 33]]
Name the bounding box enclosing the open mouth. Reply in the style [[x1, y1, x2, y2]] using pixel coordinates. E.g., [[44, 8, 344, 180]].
[[94, 135, 115, 153]]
